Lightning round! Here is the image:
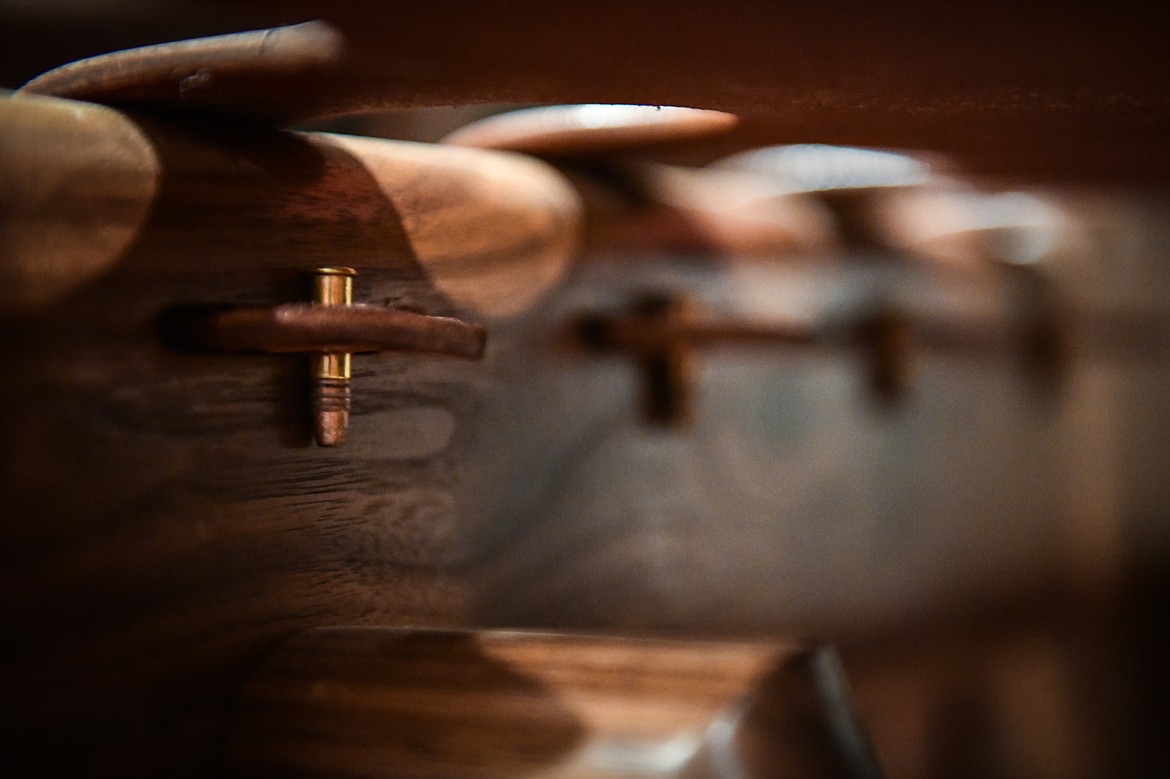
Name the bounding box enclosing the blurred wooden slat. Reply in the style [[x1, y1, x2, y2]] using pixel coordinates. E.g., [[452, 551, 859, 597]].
[[443, 106, 837, 256], [442, 104, 739, 157]]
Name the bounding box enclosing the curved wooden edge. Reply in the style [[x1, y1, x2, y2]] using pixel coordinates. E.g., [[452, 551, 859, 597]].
[[19, 22, 347, 125], [0, 92, 583, 318], [442, 104, 739, 157], [0, 92, 159, 311]]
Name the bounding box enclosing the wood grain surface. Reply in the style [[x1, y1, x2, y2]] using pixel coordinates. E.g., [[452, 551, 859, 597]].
[[20, 21, 343, 111], [3, 8, 1169, 776], [227, 628, 881, 778], [0, 206, 1159, 776], [0, 92, 582, 315], [0, 266, 494, 777], [0, 92, 576, 775]]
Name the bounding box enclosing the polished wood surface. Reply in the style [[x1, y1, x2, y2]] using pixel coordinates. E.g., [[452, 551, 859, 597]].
[[228, 628, 881, 779], [443, 104, 739, 157], [0, 92, 581, 316], [0, 91, 580, 775], [441, 105, 837, 256], [2, 220, 1153, 776], [20, 21, 343, 119], [0, 92, 158, 310], [1, 268, 487, 776], [3, 7, 1169, 778]]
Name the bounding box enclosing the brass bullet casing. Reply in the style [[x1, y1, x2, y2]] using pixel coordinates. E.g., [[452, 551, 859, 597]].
[[311, 267, 355, 446], [165, 265, 486, 447]]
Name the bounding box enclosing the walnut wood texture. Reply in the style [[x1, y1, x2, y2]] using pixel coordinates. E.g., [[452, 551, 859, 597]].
[[16, 4, 1170, 183], [0, 268, 491, 777], [227, 628, 881, 779], [0, 92, 581, 315], [0, 204, 1155, 777], [0, 92, 576, 776]]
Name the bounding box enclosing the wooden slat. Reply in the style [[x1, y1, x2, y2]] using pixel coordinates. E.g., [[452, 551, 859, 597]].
[[18, 21, 344, 118], [445, 106, 838, 257], [0, 92, 582, 316], [442, 104, 739, 157]]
